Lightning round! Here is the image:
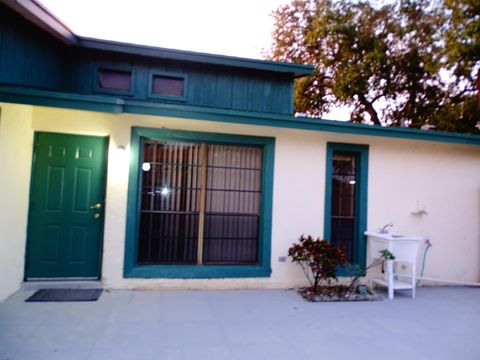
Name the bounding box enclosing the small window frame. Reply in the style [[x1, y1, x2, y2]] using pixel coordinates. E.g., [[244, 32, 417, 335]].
[[147, 70, 187, 102], [93, 64, 135, 96]]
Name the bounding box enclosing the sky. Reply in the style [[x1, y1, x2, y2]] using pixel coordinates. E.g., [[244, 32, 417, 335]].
[[37, 0, 350, 121], [38, 0, 289, 59]]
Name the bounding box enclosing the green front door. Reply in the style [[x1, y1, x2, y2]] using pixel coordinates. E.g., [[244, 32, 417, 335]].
[[26, 132, 108, 279]]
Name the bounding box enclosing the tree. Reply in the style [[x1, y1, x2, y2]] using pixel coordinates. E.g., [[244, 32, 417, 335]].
[[267, 0, 479, 133], [437, 0, 480, 132]]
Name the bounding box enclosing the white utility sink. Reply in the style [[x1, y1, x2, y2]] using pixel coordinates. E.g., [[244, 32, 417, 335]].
[[365, 231, 425, 299], [365, 232, 424, 241]]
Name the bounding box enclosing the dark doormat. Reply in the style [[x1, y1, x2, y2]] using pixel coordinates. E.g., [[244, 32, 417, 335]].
[[26, 288, 103, 302]]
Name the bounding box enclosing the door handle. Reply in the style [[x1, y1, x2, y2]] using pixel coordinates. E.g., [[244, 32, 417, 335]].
[[93, 213, 101, 219], [90, 203, 102, 209]]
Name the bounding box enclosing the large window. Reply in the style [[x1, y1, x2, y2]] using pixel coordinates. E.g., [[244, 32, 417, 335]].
[[324, 143, 369, 267], [138, 141, 262, 265], [124, 128, 274, 278]]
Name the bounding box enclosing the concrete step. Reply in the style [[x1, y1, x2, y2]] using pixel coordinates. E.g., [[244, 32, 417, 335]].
[[22, 280, 103, 290]]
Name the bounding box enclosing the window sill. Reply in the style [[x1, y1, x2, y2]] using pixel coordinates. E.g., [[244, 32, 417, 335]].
[[124, 264, 272, 279]]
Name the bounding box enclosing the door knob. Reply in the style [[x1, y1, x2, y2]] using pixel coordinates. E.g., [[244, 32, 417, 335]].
[[90, 203, 102, 209], [93, 213, 101, 219]]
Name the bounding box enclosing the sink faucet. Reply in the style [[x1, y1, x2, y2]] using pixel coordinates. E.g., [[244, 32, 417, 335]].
[[379, 222, 393, 234]]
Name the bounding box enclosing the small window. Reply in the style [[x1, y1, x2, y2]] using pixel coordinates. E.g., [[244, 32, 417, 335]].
[[98, 68, 132, 92], [152, 75, 184, 97], [148, 71, 187, 100]]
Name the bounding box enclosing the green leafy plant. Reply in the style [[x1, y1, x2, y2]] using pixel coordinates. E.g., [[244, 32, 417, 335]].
[[289, 234, 396, 301], [346, 249, 395, 293], [288, 235, 348, 291]]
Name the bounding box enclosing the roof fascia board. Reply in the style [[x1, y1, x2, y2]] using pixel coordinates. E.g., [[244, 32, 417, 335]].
[[0, 86, 124, 113], [1, 86, 479, 146], [124, 100, 480, 146], [78, 37, 313, 77], [2, 0, 77, 44]]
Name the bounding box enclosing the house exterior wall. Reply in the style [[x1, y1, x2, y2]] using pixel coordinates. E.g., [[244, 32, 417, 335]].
[[0, 104, 34, 301], [0, 102, 479, 300]]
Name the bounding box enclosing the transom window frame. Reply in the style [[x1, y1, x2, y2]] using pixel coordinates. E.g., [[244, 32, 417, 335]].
[[147, 70, 188, 102], [324, 142, 369, 269], [124, 127, 275, 278]]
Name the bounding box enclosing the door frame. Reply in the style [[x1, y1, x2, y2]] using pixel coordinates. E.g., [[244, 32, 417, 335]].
[[24, 131, 110, 281]]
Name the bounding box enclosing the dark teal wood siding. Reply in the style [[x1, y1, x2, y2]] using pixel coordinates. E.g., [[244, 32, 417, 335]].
[[0, 3, 294, 115], [66, 51, 294, 115], [0, 4, 66, 91]]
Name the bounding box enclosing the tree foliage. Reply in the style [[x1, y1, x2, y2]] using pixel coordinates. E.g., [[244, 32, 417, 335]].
[[266, 0, 480, 133], [440, 0, 480, 132]]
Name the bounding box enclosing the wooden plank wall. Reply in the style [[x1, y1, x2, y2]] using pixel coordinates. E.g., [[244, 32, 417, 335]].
[[67, 51, 294, 115], [0, 4, 66, 91]]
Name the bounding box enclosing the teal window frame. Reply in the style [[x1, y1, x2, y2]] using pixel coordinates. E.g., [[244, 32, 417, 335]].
[[147, 70, 188, 102], [124, 127, 275, 278], [324, 142, 369, 270]]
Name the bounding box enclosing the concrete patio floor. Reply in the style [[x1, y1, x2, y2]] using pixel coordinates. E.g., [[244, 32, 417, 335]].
[[0, 287, 479, 360]]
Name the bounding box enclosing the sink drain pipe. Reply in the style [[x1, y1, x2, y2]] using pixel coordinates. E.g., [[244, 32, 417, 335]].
[[416, 239, 432, 287], [415, 239, 480, 287]]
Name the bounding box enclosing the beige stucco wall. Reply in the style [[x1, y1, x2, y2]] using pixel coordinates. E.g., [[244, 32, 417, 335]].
[[0, 104, 34, 301], [0, 102, 479, 299]]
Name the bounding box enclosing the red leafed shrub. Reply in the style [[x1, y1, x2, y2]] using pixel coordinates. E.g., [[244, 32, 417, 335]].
[[288, 235, 348, 291]]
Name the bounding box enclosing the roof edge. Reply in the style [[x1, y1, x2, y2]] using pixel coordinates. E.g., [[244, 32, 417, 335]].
[[1, 86, 479, 146], [1, 0, 77, 44], [1, 0, 313, 76], [78, 37, 314, 77]]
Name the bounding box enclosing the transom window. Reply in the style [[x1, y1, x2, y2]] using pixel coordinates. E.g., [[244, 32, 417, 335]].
[[148, 71, 187, 100], [138, 140, 262, 265], [152, 75, 184, 97], [98, 68, 132, 92]]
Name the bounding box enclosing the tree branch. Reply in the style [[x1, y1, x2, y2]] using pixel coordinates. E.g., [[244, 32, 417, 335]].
[[357, 93, 381, 125]]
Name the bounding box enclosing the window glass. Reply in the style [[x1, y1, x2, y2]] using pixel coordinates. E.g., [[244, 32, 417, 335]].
[[98, 68, 131, 91], [203, 145, 262, 264], [331, 152, 357, 261], [138, 141, 201, 264], [137, 139, 262, 265], [152, 75, 184, 97]]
